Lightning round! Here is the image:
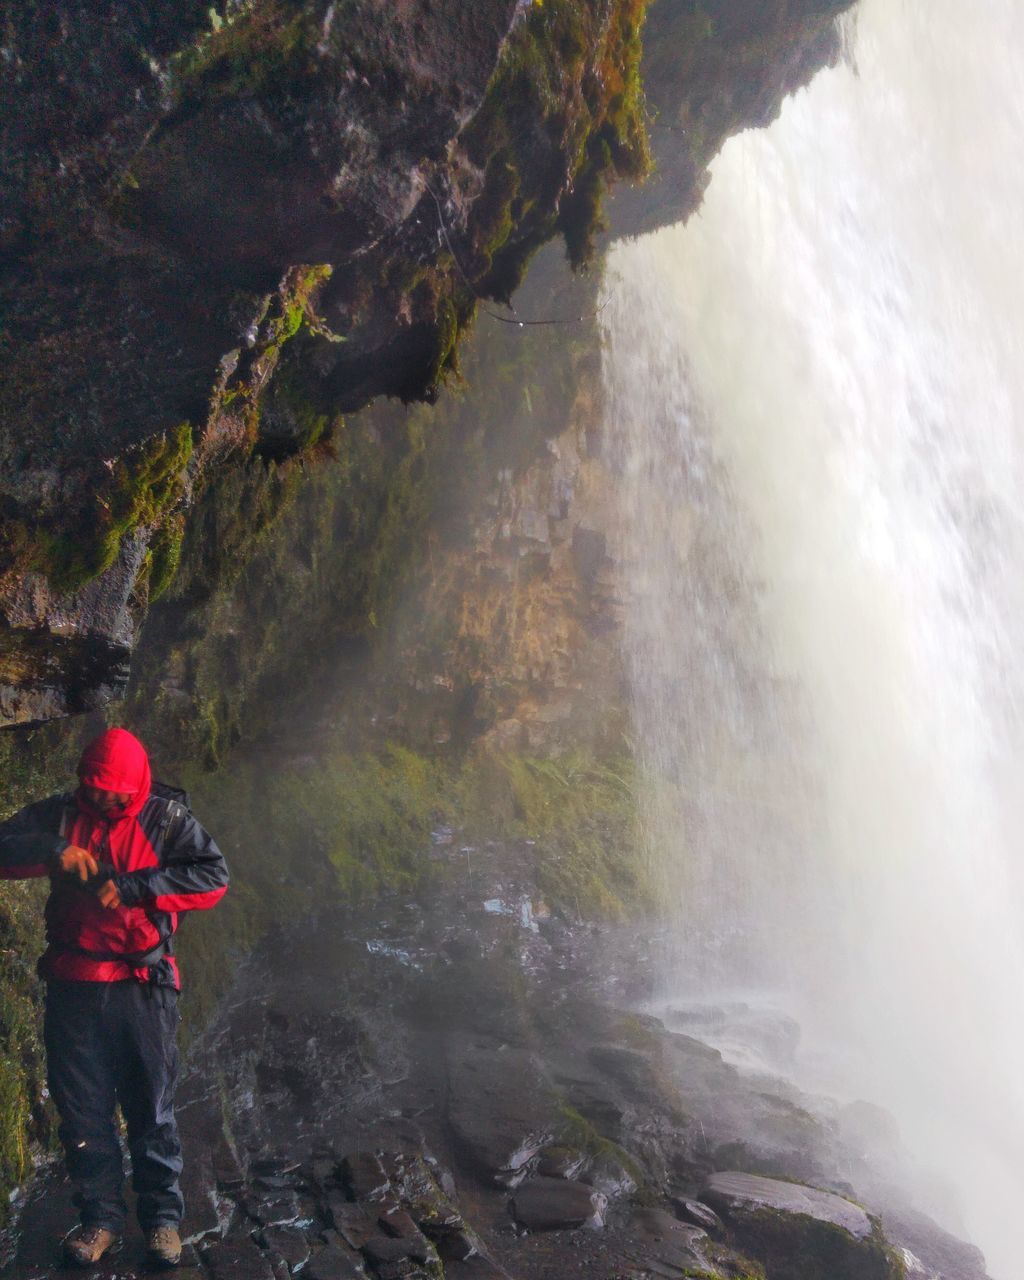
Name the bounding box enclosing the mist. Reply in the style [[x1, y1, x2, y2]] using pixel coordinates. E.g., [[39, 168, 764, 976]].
[[601, 2, 1024, 1275]]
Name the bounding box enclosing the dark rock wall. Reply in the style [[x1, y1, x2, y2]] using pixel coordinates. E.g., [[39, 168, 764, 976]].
[[0, 0, 650, 721]]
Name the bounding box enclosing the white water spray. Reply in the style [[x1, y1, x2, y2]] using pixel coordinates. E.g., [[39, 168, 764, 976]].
[[603, 2, 1024, 1274]]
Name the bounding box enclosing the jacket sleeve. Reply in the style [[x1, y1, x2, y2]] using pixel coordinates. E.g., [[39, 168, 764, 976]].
[[115, 811, 229, 912], [0, 799, 67, 880]]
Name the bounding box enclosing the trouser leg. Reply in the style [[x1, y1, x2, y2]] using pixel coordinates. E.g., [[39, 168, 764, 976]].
[[112, 982, 184, 1229], [44, 981, 127, 1233]]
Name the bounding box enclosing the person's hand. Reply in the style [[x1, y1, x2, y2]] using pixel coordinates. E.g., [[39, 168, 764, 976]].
[[57, 845, 99, 882], [96, 880, 122, 910]]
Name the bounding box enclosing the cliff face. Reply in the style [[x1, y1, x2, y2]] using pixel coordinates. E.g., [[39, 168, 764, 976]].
[[0, 0, 648, 723], [0, 0, 851, 726]]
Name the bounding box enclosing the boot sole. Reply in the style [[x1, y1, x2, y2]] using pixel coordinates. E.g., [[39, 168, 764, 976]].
[[144, 1252, 182, 1271]]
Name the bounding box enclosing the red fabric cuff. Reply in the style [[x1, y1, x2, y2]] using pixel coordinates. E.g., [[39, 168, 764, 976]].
[[151, 887, 227, 913]]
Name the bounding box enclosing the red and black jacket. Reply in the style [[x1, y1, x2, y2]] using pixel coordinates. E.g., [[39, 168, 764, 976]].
[[0, 772, 228, 988]]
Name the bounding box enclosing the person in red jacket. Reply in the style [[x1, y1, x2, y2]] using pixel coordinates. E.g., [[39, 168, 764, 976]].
[[0, 728, 228, 1269]]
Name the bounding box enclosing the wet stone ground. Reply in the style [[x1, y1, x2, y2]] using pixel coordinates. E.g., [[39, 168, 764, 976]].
[[0, 839, 992, 1280]]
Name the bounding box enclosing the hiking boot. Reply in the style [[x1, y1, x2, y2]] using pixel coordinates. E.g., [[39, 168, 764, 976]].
[[145, 1225, 182, 1269], [62, 1225, 121, 1267]]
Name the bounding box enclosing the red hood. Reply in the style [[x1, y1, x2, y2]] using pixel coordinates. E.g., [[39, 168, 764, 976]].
[[76, 727, 152, 820]]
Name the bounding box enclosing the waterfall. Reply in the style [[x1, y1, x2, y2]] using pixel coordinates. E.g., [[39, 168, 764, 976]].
[[602, 1, 1024, 1275]]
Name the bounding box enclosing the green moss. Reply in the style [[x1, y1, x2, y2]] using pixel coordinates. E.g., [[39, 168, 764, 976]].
[[614, 1011, 663, 1050], [0, 879, 53, 1221], [559, 141, 608, 269], [105, 423, 193, 565], [0, 726, 92, 1222], [426, 293, 461, 390], [254, 336, 339, 462], [124, 392, 444, 772], [326, 413, 440, 634], [268, 265, 333, 349], [463, 0, 651, 275], [147, 513, 187, 602], [556, 1102, 645, 1185], [203, 742, 642, 919], [684, 1273, 746, 1280], [693, 1268, 765, 1280], [32, 422, 194, 594], [171, 1, 317, 105], [216, 744, 648, 926], [458, 752, 652, 918], [169, 743, 448, 1031], [218, 266, 335, 446], [258, 744, 448, 900], [473, 154, 523, 277]]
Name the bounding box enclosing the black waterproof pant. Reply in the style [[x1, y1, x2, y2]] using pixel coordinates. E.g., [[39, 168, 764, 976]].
[[44, 979, 184, 1233]]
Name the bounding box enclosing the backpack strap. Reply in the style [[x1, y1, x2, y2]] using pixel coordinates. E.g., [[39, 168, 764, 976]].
[[155, 797, 188, 855], [55, 793, 184, 853], [57, 794, 74, 842]]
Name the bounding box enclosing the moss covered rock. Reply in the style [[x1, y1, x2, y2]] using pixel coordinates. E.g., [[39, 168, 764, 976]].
[[704, 1172, 906, 1280]]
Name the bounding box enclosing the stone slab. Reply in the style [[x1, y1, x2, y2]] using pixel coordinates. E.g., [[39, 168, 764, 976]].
[[704, 1171, 872, 1240]]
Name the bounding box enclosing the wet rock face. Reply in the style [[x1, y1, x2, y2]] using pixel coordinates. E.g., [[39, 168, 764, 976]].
[[880, 1208, 990, 1280], [627, 1208, 717, 1276], [705, 1170, 875, 1241]]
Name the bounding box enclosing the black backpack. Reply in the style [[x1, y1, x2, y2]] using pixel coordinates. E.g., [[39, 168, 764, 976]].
[[150, 780, 190, 852]]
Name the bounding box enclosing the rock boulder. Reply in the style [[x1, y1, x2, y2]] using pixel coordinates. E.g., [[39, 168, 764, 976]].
[[510, 1177, 607, 1232], [704, 1171, 904, 1280]]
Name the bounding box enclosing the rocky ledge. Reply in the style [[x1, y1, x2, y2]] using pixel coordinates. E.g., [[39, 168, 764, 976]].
[[1, 837, 990, 1280]]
